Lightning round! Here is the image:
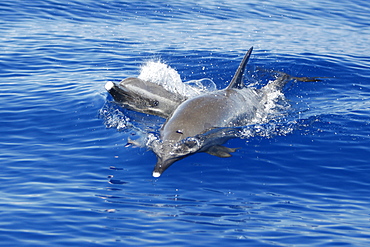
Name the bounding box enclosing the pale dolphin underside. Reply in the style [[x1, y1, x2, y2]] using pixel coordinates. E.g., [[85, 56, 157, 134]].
[[151, 47, 320, 177]]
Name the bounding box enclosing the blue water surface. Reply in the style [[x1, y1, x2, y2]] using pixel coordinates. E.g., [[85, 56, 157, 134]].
[[1, 0, 370, 246]]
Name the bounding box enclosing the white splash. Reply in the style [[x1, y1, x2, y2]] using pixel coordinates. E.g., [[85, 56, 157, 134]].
[[137, 60, 216, 98], [184, 78, 217, 96], [237, 79, 293, 139], [99, 104, 131, 130]]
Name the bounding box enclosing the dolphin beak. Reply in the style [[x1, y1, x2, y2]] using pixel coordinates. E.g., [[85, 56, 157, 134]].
[[152, 157, 177, 177], [105, 81, 115, 92], [105, 81, 129, 102]]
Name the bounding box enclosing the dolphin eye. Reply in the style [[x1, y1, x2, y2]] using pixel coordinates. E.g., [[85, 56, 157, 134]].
[[176, 130, 183, 134], [148, 100, 159, 107]]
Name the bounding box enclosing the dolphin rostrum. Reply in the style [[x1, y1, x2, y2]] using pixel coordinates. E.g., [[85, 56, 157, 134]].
[[105, 78, 187, 118], [151, 47, 319, 177]]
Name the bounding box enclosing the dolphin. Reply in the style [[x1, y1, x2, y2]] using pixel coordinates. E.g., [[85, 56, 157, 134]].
[[151, 47, 319, 177], [105, 78, 187, 118]]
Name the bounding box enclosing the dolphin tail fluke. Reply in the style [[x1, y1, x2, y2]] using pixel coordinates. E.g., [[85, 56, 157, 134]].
[[227, 46, 253, 90], [291, 76, 323, 82], [264, 71, 322, 92], [205, 145, 239, 158]]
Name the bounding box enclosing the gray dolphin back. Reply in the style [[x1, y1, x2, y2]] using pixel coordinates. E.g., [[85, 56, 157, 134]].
[[105, 78, 187, 118]]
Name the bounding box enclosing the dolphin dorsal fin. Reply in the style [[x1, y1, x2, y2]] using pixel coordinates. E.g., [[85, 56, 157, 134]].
[[226, 47, 253, 90]]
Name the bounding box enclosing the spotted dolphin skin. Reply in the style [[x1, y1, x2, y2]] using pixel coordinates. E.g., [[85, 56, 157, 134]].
[[151, 47, 321, 177], [105, 78, 187, 119]]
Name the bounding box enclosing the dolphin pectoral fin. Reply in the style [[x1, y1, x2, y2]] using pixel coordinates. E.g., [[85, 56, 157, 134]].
[[205, 145, 239, 158], [126, 137, 146, 148]]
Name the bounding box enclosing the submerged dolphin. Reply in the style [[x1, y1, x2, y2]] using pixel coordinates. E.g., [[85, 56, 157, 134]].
[[151, 47, 319, 177], [105, 78, 187, 118]]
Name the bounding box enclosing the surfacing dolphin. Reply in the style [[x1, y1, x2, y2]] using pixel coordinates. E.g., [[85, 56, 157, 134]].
[[105, 78, 187, 118], [151, 47, 319, 177]]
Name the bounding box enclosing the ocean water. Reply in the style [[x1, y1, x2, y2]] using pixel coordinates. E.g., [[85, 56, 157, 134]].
[[1, 0, 370, 246]]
